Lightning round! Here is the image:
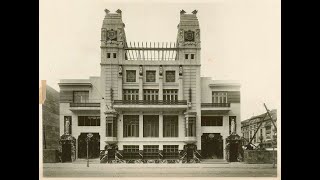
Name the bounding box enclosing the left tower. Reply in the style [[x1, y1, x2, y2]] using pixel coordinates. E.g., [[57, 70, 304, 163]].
[[100, 9, 127, 150]]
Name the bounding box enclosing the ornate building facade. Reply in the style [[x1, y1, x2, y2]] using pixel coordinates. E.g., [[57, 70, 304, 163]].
[[58, 10, 241, 163]]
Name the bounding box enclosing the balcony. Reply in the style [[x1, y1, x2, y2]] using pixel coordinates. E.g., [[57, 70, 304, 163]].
[[113, 100, 188, 111], [201, 103, 231, 114], [69, 102, 101, 112]]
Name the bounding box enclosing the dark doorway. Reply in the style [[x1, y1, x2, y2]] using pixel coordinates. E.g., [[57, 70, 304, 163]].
[[78, 133, 100, 159], [201, 133, 223, 159], [61, 143, 72, 162], [229, 142, 239, 162]]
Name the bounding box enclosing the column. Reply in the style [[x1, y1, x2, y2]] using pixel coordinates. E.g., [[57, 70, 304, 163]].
[[139, 112, 143, 138], [159, 112, 163, 138], [139, 76, 143, 100], [179, 113, 184, 138], [118, 114, 123, 139], [118, 76, 123, 100], [159, 76, 163, 100], [179, 76, 183, 100]]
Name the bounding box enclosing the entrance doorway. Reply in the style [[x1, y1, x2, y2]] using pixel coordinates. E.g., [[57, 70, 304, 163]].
[[78, 133, 100, 159], [229, 142, 239, 162], [61, 143, 72, 162], [201, 133, 223, 159]]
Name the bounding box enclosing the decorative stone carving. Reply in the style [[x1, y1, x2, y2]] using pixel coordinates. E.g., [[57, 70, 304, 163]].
[[184, 30, 195, 42], [195, 29, 200, 41], [119, 65, 122, 76], [179, 65, 183, 76], [101, 28, 106, 41], [104, 9, 110, 14], [107, 29, 117, 41], [192, 10, 198, 14], [180, 10, 186, 15], [178, 29, 184, 43], [159, 65, 163, 76], [139, 65, 143, 76], [116, 9, 122, 14]]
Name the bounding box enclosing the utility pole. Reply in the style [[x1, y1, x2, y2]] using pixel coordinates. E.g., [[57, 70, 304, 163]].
[[263, 103, 277, 168], [86, 133, 93, 167]]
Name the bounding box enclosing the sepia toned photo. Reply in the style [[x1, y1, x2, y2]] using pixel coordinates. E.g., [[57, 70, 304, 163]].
[[39, 0, 280, 179]]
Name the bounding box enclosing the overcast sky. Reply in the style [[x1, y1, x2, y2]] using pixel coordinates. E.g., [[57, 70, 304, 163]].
[[39, 0, 280, 120]]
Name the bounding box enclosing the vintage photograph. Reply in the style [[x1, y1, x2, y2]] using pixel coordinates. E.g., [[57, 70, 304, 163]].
[[39, 0, 280, 178]]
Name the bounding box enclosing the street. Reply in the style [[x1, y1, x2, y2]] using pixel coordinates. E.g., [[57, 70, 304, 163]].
[[42, 163, 277, 177]]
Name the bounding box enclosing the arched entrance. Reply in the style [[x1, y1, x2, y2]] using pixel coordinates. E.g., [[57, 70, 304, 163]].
[[59, 134, 76, 162], [226, 134, 243, 162], [78, 133, 100, 159], [201, 133, 223, 159]]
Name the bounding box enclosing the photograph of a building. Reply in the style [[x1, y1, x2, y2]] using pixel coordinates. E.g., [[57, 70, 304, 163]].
[[58, 9, 241, 163]]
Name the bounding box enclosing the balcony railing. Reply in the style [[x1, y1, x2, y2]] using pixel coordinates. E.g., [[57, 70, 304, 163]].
[[70, 102, 101, 107], [201, 103, 230, 108], [114, 100, 187, 105]]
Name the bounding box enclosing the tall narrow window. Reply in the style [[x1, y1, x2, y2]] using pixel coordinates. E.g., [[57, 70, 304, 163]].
[[146, 71, 156, 82], [73, 91, 89, 103], [107, 53, 111, 58], [113, 53, 117, 58], [143, 89, 159, 102], [143, 115, 159, 137], [186, 117, 196, 137], [229, 116, 236, 134], [191, 54, 195, 59], [165, 71, 175, 82], [123, 89, 139, 101], [106, 116, 117, 137], [126, 70, 136, 82], [163, 115, 178, 137], [123, 115, 139, 137], [185, 54, 189, 59], [64, 116, 72, 134], [163, 89, 178, 103]]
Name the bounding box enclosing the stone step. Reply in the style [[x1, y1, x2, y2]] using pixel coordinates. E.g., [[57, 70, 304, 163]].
[[200, 159, 229, 164]]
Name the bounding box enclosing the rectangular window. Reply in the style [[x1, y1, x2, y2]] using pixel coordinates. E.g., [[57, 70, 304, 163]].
[[73, 91, 89, 103], [78, 116, 100, 126], [64, 116, 72, 134], [212, 92, 228, 103], [143, 89, 159, 101], [185, 54, 189, 59], [123, 115, 139, 137], [107, 53, 111, 58], [165, 71, 175, 82], [113, 53, 117, 58], [143, 145, 159, 159], [163, 89, 178, 103], [163, 115, 178, 137], [163, 145, 179, 159], [126, 70, 136, 82], [186, 117, 196, 137], [123, 89, 139, 101], [143, 115, 159, 137], [201, 116, 223, 126], [146, 71, 156, 82], [123, 145, 140, 159], [191, 54, 195, 59]]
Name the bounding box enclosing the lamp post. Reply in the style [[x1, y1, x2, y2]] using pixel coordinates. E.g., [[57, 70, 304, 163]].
[[86, 133, 93, 167]]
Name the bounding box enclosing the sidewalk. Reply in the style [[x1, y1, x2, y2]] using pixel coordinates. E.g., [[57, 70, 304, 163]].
[[43, 162, 276, 169]]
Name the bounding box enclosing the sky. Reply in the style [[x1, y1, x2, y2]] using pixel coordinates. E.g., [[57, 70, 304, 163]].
[[39, 0, 281, 120]]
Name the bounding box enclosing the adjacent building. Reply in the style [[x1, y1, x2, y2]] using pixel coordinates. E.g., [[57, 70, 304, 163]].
[[42, 84, 60, 162], [241, 109, 277, 149], [58, 9, 241, 163]]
